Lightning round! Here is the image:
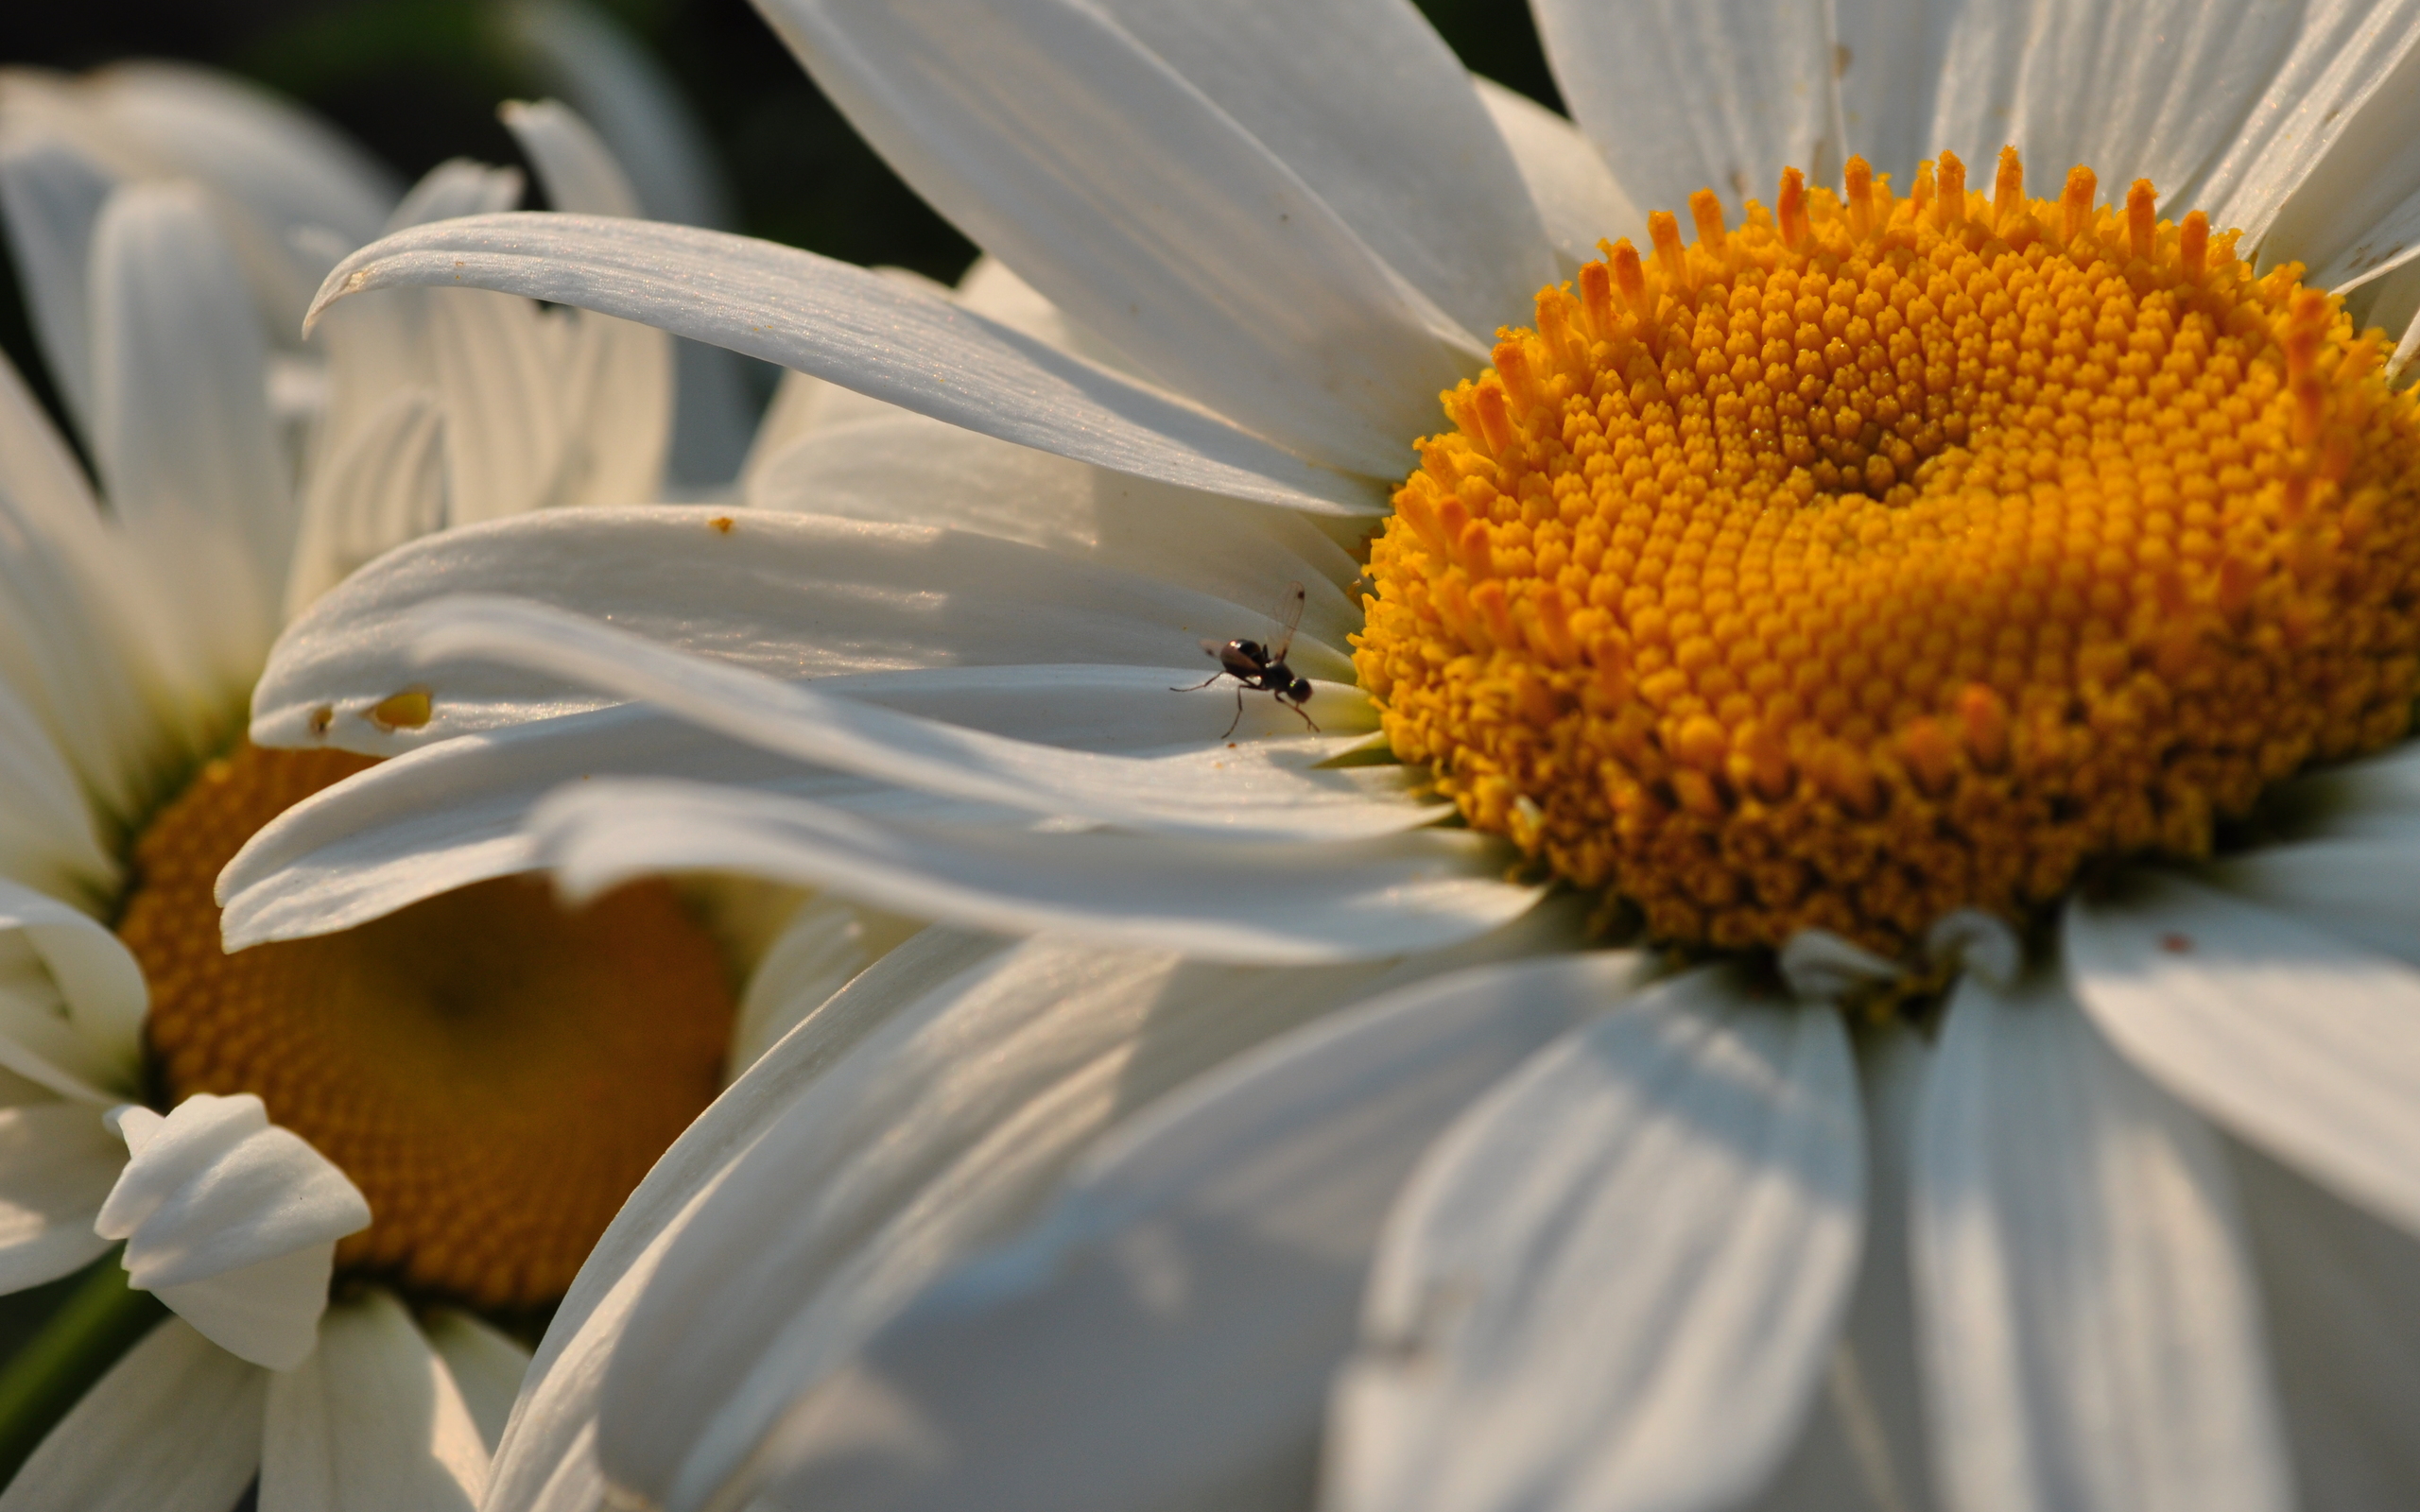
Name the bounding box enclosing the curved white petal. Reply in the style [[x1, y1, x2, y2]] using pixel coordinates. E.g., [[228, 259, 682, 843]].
[[250, 506, 1355, 754], [0, 1100, 120, 1291], [90, 180, 289, 683], [0, 1316, 264, 1512], [1085, 0, 1552, 338], [0, 133, 113, 435], [424, 1307, 533, 1454], [2229, 1140, 2420, 1512], [752, 0, 1481, 471], [1473, 79, 1642, 274], [596, 934, 1564, 1512], [2203, 833, 2420, 971], [1834, 0, 1931, 180], [281, 386, 447, 617], [527, 776, 1535, 965], [0, 668, 115, 902], [308, 214, 1388, 514], [261, 1290, 488, 1512], [95, 1092, 370, 1368], [2066, 872, 2420, 1237], [402, 594, 1426, 837], [2187, 3, 2420, 250], [728, 898, 890, 1075], [748, 950, 1640, 1512], [745, 408, 1363, 648], [1532, 0, 1843, 217], [0, 877, 147, 1103], [223, 663, 1381, 950], [1910, 967, 2290, 1512], [485, 928, 1011, 1512], [501, 96, 639, 217], [1332, 967, 1863, 1512], [1926, 0, 2310, 215]]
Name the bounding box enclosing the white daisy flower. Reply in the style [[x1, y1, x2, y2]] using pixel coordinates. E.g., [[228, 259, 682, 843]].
[[236, 0, 2420, 1508], [0, 68, 838, 1507]]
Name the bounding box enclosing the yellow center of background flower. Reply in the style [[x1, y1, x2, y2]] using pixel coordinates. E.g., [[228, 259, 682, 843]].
[[1355, 147, 2420, 957], [120, 744, 735, 1312]]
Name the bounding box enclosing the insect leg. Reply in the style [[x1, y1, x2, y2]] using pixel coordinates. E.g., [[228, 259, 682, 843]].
[[1221, 687, 1246, 740], [1170, 672, 1226, 693]]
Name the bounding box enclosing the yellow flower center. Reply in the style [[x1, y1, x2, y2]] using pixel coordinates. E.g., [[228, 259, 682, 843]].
[[1355, 147, 2420, 957], [119, 744, 735, 1312]]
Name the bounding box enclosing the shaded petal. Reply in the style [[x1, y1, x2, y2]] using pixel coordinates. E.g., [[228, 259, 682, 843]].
[[1472, 79, 1641, 275], [1910, 967, 2290, 1512], [750, 949, 1638, 1512], [223, 663, 1382, 949], [281, 386, 447, 617], [89, 180, 289, 681], [309, 214, 1389, 512], [250, 507, 1354, 754], [0, 133, 112, 436], [1532, 0, 1842, 218], [2203, 833, 2420, 970], [728, 897, 893, 1075], [96, 1091, 370, 1368], [2066, 873, 2420, 1236], [423, 1307, 532, 1454], [1084, 0, 1552, 337], [1331, 967, 1863, 1512], [261, 1290, 487, 1512], [1834, 0, 1932, 180], [0, 1316, 264, 1512], [486, 928, 1011, 1512], [0, 876, 147, 1103], [2229, 1139, 2420, 1512], [0, 1100, 120, 1291], [1924, 0, 2306, 213], [527, 777, 1537, 965], [596, 932, 1572, 1512]]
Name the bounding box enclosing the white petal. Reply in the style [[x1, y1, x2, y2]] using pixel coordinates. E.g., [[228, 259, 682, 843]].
[[2229, 1139, 2420, 1511], [1472, 79, 1642, 274], [728, 898, 885, 1075], [1085, 0, 1552, 338], [500, 96, 639, 217], [402, 594, 1426, 838], [754, 0, 1483, 471], [223, 663, 1384, 950], [2186, 3, 2420, 249], [1924, 0, 2307, 214], [95, 1091, 368, 1367], [2066, 873, 2420, 1236], [308, 214, 1390, 513], [250, 506, 1355, 753], [750, 950, 1641, 1512], [89, 179, 289, 682], [0, 1316, 264, 1512], [1532, 0, 1843, 217], [0, 877, 147, 1103], [1834, 0, 1932, 179], [281, 386, 447, 617], [1332, 967, 1864, 1512], [0, 133, 113, 436], [2203, 833, 2420, 970], [261, 1290, 487, 1512], [426, 287, 574, 524], [423, 1307, 533, 1455], [528, 777, 1536, 965], [596, 935, 1553, 1512], [1910, 967, 2290, 1512], [745, 408, 1363, 645], [0, 1099, 120, 1290], [485, 927, 1011, 1512]]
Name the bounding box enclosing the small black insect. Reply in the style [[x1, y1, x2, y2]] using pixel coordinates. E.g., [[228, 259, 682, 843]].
[[1175, 580, 1321, 738]]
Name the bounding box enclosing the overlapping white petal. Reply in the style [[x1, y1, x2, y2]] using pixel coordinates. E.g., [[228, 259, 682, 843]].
[[250, 507, 1356, 753], [95, 1092, 370, 1368], [0, 134, 113, 435], [747, 950, 1636, 1512], [422, 1308, 534, 1455], [0, 878, 146, 1103], [1911, 967, 2290, 1512], [0, 1317, 265, 1512], [1331, 967, 1864, 1512], [307, 214, 1389, 513], [1472, 79, 1642, 276], [0, 1100, 121, 1290], [261, 1290, 488, 1512], [2066, 874, 2420, 1237]]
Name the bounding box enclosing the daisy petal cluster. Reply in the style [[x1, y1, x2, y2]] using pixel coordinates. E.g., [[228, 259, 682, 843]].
[[209, 2, 2420, 1512]]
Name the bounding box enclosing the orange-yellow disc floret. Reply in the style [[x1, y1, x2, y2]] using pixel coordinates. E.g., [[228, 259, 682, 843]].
[[123, 743, 735, 1312], [1354, 147, 2420, 957]]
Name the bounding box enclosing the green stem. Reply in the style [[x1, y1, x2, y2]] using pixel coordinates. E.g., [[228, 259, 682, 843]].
[[0, 1256, 166, 1482]]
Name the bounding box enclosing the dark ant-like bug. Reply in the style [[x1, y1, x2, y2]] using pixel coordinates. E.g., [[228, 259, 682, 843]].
[[1174, 580, 1321, 738]]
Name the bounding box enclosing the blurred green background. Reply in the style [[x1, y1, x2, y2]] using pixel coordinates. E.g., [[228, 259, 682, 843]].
[[3, 0, 1564, 438]]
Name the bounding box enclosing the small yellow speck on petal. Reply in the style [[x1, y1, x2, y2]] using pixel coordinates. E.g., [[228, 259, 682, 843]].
[[368, 688, 432, 731]]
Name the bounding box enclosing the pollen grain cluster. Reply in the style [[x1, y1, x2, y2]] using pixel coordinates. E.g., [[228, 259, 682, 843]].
[[1354, 148, 2420, 957], [123, 743, 735, 1311]]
